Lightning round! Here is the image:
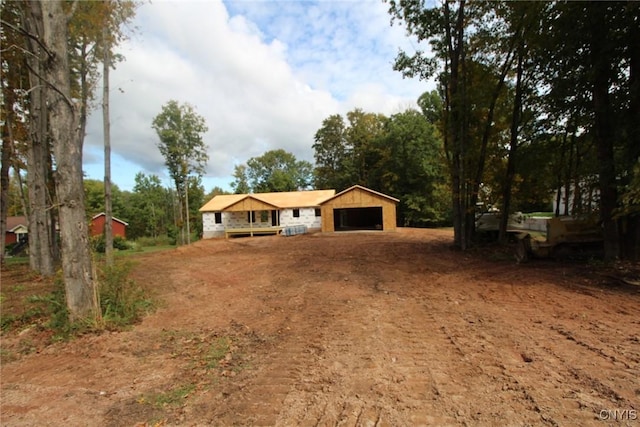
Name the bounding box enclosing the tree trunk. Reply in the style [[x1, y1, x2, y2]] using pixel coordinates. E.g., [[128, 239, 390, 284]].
[[0, 114, 11, 266], [444, 0, 468, 250], [38, 0, 100, 322], [23, 2, 55, 276], [623, 2, 640, 260], [499, 42, 524, 244], [103, 23, 113, 265], [590, 5, 620, 261], [185, 178, 191, 245]]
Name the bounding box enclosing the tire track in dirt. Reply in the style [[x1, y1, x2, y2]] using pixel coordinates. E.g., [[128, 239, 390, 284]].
[[437, 275, 640, 426]]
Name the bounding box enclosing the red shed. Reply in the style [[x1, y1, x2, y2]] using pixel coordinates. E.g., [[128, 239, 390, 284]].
[[90, 213, 128, 238]]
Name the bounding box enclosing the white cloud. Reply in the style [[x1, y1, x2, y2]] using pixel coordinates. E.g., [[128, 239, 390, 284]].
[[83, 0, 432, 192]]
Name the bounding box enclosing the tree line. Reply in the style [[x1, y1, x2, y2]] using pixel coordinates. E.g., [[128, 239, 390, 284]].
[[387, 1, 639, 260]]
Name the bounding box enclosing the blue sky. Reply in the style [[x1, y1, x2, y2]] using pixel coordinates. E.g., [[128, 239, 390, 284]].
[[83, 0, 434, 193]]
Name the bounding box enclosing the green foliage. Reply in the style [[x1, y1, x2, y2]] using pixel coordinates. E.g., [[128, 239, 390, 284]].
[[373, 109, 449, 226], [231, 164, 251, 194], [83, 179, 127, 218], [146, 383, 196, 408], [26, 274, 74, 338], [152, 100, 209, 195], [135, 235, 175, 247], [126, 173, 173, 239], [152, 100, 209, 245], [313, 107, 450, 227], [91, 235, 132, 253], [98, 261, 154, 329], [234, 149, 313, 193], [205, 337, 231, 369], [4, 262, 153, 336], [313, 114, 349, 190], [616, 161, 640, 218]]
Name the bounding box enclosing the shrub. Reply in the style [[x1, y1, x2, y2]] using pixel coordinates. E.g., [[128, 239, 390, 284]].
[[135, 235, 175, 247], [98, 261, 154, 329], [91, 235, 133, 253], [11, 262, 154, 338]]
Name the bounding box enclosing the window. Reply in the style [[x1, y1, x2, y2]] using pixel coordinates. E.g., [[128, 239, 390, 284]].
[[247, 211, 256, 223], [315, 208, 321, 217], [260, 210, 269, 222], [214, 212, 222, 224], [293, 209, 300, 218]]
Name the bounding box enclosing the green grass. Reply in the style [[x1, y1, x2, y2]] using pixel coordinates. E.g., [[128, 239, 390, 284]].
[[114, 245, 176, 257], [205, 337, 231, 369], [144, 383, 196, 408], [523, 212, 554, 217], [3, 256, 29, 265]]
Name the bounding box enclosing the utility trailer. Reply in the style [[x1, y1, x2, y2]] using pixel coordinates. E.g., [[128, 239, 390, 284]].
[[513, 216, 603, 263], [475, 212, 603, 262]]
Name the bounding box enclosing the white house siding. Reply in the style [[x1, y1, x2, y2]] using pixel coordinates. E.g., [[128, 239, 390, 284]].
[[202, 211, 276, 238], [203, 209, 322, 238], [279, 208, 322, 231], [202, 212, 225, 238]]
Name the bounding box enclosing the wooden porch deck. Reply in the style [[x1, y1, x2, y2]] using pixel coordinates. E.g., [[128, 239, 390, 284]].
[[224, 226, 283, 238]]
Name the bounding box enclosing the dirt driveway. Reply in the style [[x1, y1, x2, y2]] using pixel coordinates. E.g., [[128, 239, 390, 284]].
[[1, 228, 639, 426]]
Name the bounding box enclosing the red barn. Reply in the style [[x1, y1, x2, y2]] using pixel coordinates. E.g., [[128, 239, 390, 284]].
[[90, 213, 128, 238]]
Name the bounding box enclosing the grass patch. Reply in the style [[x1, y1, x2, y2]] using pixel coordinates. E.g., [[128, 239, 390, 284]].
[[205, 337, 231, 369], [98, 261, 155, 330], [3, 256, 29, 266], [142, 383, 197, 408]]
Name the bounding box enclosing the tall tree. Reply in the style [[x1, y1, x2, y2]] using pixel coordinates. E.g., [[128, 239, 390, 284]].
[[126, 173, 170, 239], [240, 149, 313, 193], [152, 100, 209, 245], [537, 2, 639, 259], [344, 109, 387, 187], [389, 0, 477, 248], [231, 165, 250, 194], [22, 0, 100, 322], [374, 109, 449, 226], [313, 114, 348, 190]]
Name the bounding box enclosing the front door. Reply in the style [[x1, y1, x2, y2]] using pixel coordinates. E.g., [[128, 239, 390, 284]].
[[271, 210, 279, 226]]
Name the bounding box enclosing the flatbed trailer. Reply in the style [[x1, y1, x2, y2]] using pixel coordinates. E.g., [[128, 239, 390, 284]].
[[513, 216, 603, 263]]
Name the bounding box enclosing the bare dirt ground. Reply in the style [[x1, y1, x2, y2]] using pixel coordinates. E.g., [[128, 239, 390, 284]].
[[1, 228, 639, 426]]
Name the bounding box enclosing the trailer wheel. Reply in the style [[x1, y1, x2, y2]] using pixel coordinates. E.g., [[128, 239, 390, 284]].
[[515, 237, 531, 264]]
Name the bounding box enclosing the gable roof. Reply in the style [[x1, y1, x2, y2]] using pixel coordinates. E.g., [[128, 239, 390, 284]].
[[320, 185, 400, 204], [200, 189, 336, 212], [199, 194, 249, 212], [6, 216, 27, 233], [91, 213, 129, 226]]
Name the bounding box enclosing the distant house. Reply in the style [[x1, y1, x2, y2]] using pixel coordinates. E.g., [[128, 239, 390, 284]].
[[90, 213, 128, 238], [5, 216, 28, 245], [199, 185, 399, 239]]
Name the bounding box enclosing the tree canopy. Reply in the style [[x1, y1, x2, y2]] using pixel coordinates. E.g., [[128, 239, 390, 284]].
[[312, 106, 450, 227], [387, 0, 640, 259], [233, 149, 313, 193]]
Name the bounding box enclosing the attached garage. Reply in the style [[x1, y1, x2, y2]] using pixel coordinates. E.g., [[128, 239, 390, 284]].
[[321, 185, 399, 232]]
